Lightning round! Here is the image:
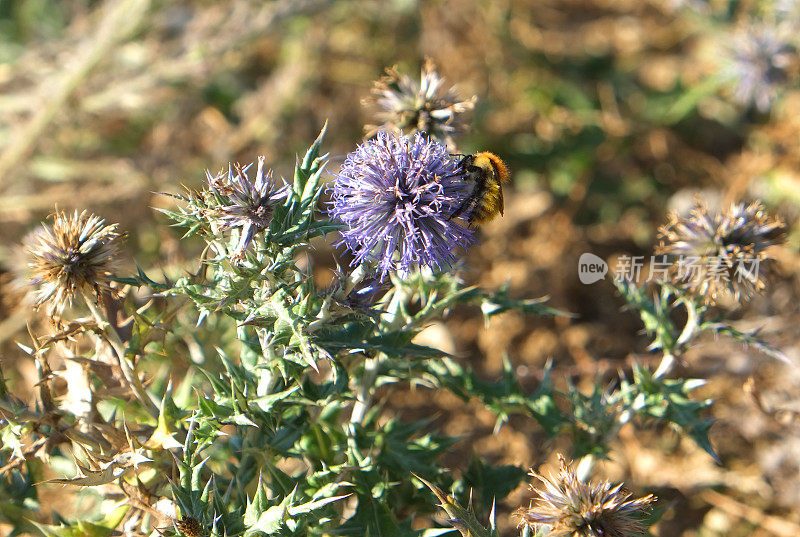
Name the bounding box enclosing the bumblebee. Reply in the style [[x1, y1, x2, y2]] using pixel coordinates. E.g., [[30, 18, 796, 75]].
[[449, 151, 510, 226]]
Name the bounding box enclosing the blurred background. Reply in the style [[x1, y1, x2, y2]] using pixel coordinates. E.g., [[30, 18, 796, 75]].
[[1, 0, 800, 535]]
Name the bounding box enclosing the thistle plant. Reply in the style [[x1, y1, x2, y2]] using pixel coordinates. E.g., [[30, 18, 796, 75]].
[[4, 55, 791, 537], [1, 122, 579, 536], [606, 199, 787, 458], [662, 6, 799, 122]]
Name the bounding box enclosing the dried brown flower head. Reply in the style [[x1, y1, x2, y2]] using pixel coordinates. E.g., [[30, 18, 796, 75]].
[[655, 201, 785, 304], [514, 454, 655, 537], [25, 209, 123, 319], [174, 516, 204, 537], [363, 58, 476, 149]]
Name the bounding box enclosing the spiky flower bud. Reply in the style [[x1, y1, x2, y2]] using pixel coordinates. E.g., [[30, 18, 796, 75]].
[[363, 58, 476, 149], [25, 209, 124, 320], [204, 156, 290, 261], [515, 455, 655, 537], [655, 201, 785, 304]]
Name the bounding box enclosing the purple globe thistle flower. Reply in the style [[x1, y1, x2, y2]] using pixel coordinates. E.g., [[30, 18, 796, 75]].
[[329, 131, 475, 279], [515, 454, 655, 537], [655, 200, 785, 304], [363, 58, 476, 150], [25, 209, 124, 320], [723, 24, 796, 113], [205, 156, 290, 262]]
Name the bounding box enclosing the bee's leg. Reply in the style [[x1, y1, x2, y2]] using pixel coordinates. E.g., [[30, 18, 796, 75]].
[[448, 200, 473, 221]]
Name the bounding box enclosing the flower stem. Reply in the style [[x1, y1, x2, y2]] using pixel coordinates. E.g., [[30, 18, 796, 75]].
[[350, 280, 411, 425], [83, 293, 158, 418], [350, 356, 379, 425]]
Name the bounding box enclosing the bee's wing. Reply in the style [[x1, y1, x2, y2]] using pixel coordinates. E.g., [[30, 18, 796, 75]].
[[498, 172, 504, 216]]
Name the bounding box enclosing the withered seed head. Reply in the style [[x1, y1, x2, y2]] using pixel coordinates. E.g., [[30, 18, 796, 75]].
[[655, 200, 785, 304], [514, 454, 655, 537], [363, 57, 476, 149], [25, 209, 124, 320]]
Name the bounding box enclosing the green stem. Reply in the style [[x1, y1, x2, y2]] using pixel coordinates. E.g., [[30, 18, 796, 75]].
[[349, 280, 411, 425], [83, 293, 158, 418], [349, 356, 379, 425]]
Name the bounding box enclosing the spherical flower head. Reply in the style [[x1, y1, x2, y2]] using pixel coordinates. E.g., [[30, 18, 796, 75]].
[[205, 156, 290, 261], [329, 131, 475, 279], [722, 23, 796, 112], [25, 209, 124, 320], [515, 454, 655, 537], [655, 200, 785, 304], [363, 58, 476, 149]]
